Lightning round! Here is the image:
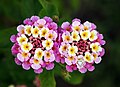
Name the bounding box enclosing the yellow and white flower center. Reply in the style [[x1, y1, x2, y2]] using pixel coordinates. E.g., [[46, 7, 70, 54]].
[[40, 27, 49, 37], [21, 42, 33, 53], [19, 28, 25, 34], [83, 52, 94, 63], [34, 48, 43, 59], [73, 26, 81, 32], [25, 25, 31, 36], [68, 56, 74, 61], [21, 52, 29, 58], [71, 31, 80, 41], [63, 35, 71, 42], [48, 33, 54, 39], [92, 53, 98, 60], [38, 24, 43, 29], [31, 27, 39, 37], [84, 26, 88, 30], [42, 39, 53, 50], [33, 59, 40, 64], [80, 30, 90, 40], [90, 42, 102, 52], [17, 34, 28, 45], [89, 30, 98, 41], [45, 52, 51, 58], [68, 46, 78, 56]]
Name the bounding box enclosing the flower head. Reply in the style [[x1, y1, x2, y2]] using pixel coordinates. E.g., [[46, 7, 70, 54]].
[[59, 18, 106, 73], [11, 16, 57, 73]]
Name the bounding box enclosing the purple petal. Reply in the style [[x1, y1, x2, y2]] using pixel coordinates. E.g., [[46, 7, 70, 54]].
[[88, 66, 95, 72], [47, 22, 58, 30], [100, 40, 106, 45], [43, 16, 53, 23], [10, 35, 17, 43], [61, 22, 70, 29], [61, 57, 65, 64], [34, 68, 43, 74], [37, 19, 46, 25], [85, 63, 92, 69], [31, 64, 41, 70], [14, 58, 22, 65], [79, 67, 87, 73], [17, 25, 24, 32], [22, 62, 30, 70], [24, 18, 30, 24], [100, 48, 105, 57], [95, 57, 102, 64], [65, 58, 72, 65], [66, 65, 73, 72], [46, 62, 54, 70], [72, 65, 77, 70], [11, 43, 20, 55], [98, 34, 103, 39], [91, 23, 96, 29], [31, 16, 40, 22], [72, 21, 80, 26], [17, 53, 24, 62], [72, 18, 81, 22]]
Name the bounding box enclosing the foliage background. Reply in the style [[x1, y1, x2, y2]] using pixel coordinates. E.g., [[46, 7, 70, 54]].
[[0, 0, 120, 87]]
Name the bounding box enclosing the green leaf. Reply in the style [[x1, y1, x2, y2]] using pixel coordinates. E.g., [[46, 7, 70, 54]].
[[39, 8, 47, 18], [65, 71, 84, 85], [39, 0, 59, 17], [39, 70, 56, 87], [0, 27, 16, 48]]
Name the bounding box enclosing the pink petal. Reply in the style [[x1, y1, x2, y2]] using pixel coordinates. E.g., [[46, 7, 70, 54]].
[[10, 35, 17, 43], [91, 23, 96, 29], [100, 48, 105, 57], [88, 66, 95, 72], [44, 16, 53, 23], [72, 21, 80, 27], [31, 64, 41, 70], [11, 44, 20, 55], [72, 18, 81, 22], [17, 25, 24, 32], [31, 16, 39, 22], [65, 58, 72, 65], [17, 53, 24, 62], [37, 19, 46, 25], [95, 57, 102, 64], [22, 62, 30, 70], [34, 68, 43, 74], [66, 65, 73, 72], [46, 63, 54, 70], [14, 58, 22, 65], [79, 67, 87, 73], [61, 22, 70, 29], [100, 40, 106, 45]]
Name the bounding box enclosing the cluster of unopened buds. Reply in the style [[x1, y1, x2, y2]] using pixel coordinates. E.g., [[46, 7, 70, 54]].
[[10, 16, 105, 74]]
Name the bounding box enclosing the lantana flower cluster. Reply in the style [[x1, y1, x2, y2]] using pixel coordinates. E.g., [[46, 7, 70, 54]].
[[10, 16, 105, 74], [59, 19, 105, 73], [10, 16, 58, 73]]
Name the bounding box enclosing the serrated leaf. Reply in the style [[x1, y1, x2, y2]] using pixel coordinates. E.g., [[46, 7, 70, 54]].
[[39, 70, 56, 87]]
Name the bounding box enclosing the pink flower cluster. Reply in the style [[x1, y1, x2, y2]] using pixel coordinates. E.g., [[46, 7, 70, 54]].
[[10, 16, 58, 74], [59, 19, 105, 73], [10, 16, 105, 74]]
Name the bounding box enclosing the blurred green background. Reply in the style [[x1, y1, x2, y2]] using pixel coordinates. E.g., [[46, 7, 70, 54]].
[[0, 0, 120, 87]]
